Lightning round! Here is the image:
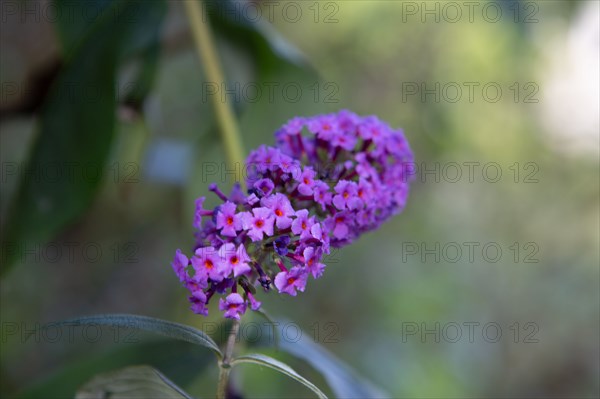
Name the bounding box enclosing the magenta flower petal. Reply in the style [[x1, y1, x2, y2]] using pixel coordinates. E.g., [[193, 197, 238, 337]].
[[274, 267, 308, 296], [261, 193, 295, 229], [303, 247, 326, 279], [247, 292, 262, 311], [192, 246, 224, 282], [216, 201, 242, 237], [219, 293, 247, 319], [171, 249, 189, 282]]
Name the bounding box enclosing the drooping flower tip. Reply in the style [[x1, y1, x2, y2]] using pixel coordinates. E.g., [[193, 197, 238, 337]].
[[172, 249, 189, 282], [219, 293, 247, 320]]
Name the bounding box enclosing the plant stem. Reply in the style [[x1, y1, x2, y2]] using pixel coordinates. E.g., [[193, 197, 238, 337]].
[[184, 2, 246, 396], [216, 319, 240, 399], [183, 0, 246, 188]]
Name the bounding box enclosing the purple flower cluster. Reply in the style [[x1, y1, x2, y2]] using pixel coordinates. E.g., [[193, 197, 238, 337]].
[[172, 110, 413, 319], [269, 109, 414, 246]]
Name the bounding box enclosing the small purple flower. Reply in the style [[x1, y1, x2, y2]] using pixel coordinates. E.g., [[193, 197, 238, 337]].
[[200, 219, 225, 248], [191, 246, 224, 282], [247, 292, 262, 311], [391, 182, 410, 210], [241, 207, 275, 241], [356, 209, 374, 227], [332, 180, 361, 210], [356, 178, 374, 204], [331, 131, 357, 151], [185, 279, 208, 296], [273, 235, 291, 256], [303, 247, 326, 278], [282, 116, 305, 136], [194, 197, 209, 229], [354, 152, 379, 180], [216, 201, 242, 237], [213, 278, 235, 294], [296, 167, 316, 195], [246, 193, 260, 206], [325, 212, 351, 240], [337, 109, 361, 132], [171, 249, 189, 282], [219, 243, 251, 277], [251, 145, 281, 172], [312, 181, 332, 210], [219, 293, 247, 319], [310, 223, 330, 254], [307, 115, 339, 140], [189, 291, 209, 316], [254, 178, 275, 197], [261, 193, 295, 229], [274, 266, 308, 296], [279, 153, 300, 175], [291, 209, 315, 239], [358, 116, 387, 143]]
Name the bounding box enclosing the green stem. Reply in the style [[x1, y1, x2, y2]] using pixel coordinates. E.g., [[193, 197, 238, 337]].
[[183, 0, 246, 188], [216, 367, 231, 399], [183, 2, 247, 397], [216, 319, 240, 399]]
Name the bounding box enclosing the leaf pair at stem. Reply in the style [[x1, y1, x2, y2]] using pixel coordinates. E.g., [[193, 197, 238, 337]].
[[53, 314, 328, 398]]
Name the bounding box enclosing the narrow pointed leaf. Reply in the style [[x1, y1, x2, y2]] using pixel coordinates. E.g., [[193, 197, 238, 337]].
[[1, 0, 167, 276], [231, 353, 328, 399], [206, 0, 315, 77], [276, 321, 389, 398], [48, 314, 221, 359], [75, 365, 194, 399], [18, 340, 214, 398]]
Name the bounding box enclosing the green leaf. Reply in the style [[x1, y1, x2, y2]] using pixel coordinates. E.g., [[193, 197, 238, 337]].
[[206, 0, 314, 77], [16, 340, 213, 399], [53, 1, 164, 60], [122, 41, 161, 110], [53, 0, 114, 54], [75, 365, 194, 399], [0, 1, 166, 276], [231, 353, 328, 399], [48, 314, 222, 359], [276, 321, 389, 399]]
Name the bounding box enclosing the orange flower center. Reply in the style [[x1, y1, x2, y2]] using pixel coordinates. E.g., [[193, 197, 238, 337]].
[[275, 209, 283, 217], [226, 216, 234, 225], [287, 277, 296, 285], [255, 219, 264, 228], [230, 256, 238, 264], [204, 260, 214, 270]]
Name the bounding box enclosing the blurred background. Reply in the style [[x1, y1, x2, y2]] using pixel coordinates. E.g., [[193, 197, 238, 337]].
[[1, 0, 598, 398]]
